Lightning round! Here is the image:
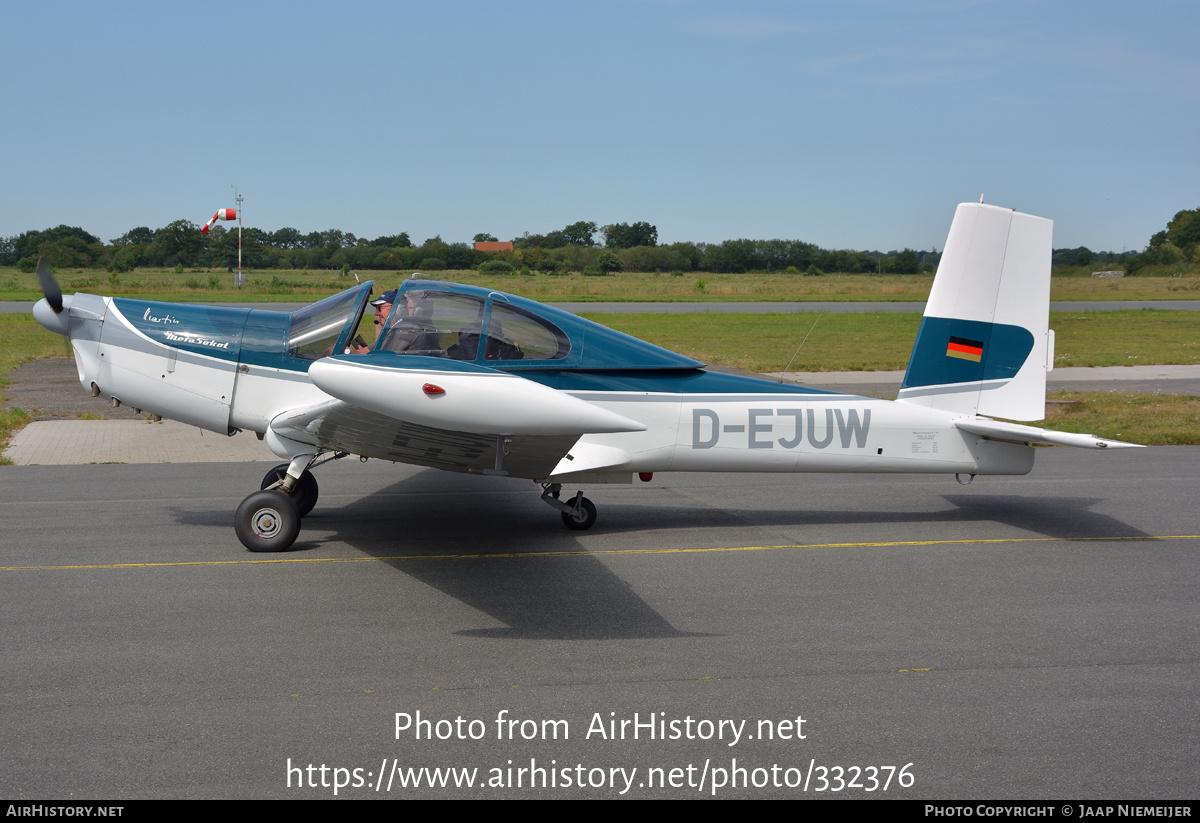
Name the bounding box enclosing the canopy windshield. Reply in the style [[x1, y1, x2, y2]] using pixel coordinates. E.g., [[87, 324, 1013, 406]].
[[288, 281, 374, 361]]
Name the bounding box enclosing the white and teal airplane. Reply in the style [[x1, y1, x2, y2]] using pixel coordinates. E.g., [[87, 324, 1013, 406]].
[[33, 202, 1140, 552]]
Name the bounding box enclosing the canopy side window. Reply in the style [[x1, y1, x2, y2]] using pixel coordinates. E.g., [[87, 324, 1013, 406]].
[[288, 285, 370, 361], [482, 303, 571, 361], [380, 290, 486, 359]]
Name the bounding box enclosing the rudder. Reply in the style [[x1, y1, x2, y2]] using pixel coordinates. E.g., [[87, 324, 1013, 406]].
[[897, 202, 1053, 421]]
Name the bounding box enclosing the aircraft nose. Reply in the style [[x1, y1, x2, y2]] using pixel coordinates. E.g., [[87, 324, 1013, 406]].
[[33, 296, 72, 336]]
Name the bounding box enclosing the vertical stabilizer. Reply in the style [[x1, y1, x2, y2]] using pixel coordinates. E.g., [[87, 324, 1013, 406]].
[[897, 203, 1052, 421]]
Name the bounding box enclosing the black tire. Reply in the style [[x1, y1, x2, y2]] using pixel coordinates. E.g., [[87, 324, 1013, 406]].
[[260, 464, 319, 517], [560, 496, 597, 531], [235, 490, 301, 552]]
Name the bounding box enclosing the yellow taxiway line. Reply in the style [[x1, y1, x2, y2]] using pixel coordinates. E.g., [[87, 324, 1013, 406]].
[[2, 535, 1196, 572]]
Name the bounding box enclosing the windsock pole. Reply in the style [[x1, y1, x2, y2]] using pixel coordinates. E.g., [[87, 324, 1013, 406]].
[[235, 188, 244, 287]]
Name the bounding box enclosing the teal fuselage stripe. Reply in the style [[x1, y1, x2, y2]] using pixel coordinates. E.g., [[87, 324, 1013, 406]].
[[517, 369, 844, 395], [112, 298, 311, 371], [901, 317, 1033, 389]]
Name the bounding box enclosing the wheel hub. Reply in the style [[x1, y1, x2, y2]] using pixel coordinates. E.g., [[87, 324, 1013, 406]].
[[252, 507, 283, 539]]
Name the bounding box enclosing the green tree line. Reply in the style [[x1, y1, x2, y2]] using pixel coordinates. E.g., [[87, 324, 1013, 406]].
[[1050, 207, 1200, 275], [11, 208, 1193, 276], [0, 217, 941, 276], [1125, 207, 1200, 274]]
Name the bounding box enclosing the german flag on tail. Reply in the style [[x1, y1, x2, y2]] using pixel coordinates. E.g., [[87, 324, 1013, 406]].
[[946, 336, 984, 362]]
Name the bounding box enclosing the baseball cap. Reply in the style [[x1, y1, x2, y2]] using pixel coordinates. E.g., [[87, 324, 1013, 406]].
[[369, 289, 397, 307]]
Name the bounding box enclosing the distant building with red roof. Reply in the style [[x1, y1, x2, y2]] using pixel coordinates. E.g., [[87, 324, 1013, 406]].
[[474, 241, 514, 252]]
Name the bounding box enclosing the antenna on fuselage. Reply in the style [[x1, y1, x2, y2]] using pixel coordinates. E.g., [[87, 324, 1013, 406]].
[[779, 310, 825, 384]]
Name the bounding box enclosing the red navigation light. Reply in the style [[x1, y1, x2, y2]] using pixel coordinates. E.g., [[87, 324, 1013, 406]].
[[639, 472, 653, 482], [422, 383, 445, 396]]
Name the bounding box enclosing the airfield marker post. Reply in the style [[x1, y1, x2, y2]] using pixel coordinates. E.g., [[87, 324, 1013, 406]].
[[235, 187, 244, 287]]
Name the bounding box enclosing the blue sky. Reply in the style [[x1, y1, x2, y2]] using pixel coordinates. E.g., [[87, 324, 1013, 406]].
[[3, 1, 1197, 252]]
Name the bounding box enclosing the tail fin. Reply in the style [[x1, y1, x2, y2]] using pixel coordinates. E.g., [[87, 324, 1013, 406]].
[[897, 202, 1053, 421]]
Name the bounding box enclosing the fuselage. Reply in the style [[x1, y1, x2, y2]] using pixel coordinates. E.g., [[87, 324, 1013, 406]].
[[37, 279, 1034, 482]]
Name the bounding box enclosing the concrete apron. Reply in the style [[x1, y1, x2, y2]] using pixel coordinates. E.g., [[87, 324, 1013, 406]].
[[5, 419, 278, 465]]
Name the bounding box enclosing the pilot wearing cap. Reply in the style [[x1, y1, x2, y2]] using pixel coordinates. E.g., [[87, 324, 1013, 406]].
[[351, 289, 397, 353]]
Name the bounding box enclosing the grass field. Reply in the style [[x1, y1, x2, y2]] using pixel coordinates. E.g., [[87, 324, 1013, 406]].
[[1045, 392, 1200, 445], [580, 310, 1200, 373], [2, 266, 1199, 304]]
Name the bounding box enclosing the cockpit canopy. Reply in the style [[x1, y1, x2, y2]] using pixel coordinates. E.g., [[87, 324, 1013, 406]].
[[372, 280, 704, 371], [274, 279, 703, 371], [378, 287, 570, 363]]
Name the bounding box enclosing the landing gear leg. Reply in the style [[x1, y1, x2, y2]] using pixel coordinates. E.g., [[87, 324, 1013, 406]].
[[239, 451, 349, 551], [261, 451, 351, 517], [235, 452, 315, 552], [262, 463, 319, 517], [540, 483, 598, 531]]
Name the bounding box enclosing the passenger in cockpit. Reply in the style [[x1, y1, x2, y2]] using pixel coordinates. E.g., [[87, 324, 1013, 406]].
[[483, 317, 524, 360], [451, 321, 482, 360]]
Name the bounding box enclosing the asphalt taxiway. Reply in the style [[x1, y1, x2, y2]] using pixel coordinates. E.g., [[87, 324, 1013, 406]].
[[1, 449, 1196, 798]]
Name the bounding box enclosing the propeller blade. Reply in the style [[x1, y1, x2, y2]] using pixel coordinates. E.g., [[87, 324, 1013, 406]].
[[36, 256, 63, 314]]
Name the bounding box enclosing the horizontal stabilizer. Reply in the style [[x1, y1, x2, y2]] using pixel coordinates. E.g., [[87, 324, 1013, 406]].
[[308, 355, 646, 436], [954, 418, 1143, 449]]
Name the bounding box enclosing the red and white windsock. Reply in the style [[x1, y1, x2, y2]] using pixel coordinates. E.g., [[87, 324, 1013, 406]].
[[200, 208, 237, 235]]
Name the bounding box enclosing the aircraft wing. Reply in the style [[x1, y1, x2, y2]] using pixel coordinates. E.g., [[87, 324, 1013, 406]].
[[954, 418, 1144, 449], [268, 398, 584, 477], [308, 354, 646, 436], [269, 354, 647, 478]]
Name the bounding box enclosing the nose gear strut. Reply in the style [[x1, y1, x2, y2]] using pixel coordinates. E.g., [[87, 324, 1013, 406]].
[[540, 483, 598, 531]]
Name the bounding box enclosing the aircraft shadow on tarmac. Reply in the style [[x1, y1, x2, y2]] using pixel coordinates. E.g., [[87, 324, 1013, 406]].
[[167, 470, 1145, 640], [169, 472, 712, 641], [938, 494, 1148, 540], [566, 491, 1149, 541]]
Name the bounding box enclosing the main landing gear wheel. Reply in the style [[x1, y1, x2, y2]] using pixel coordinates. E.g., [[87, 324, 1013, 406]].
[[234, 490, 301, 552], [561, 496, 597, 531], [261, 464, 319, 517]]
